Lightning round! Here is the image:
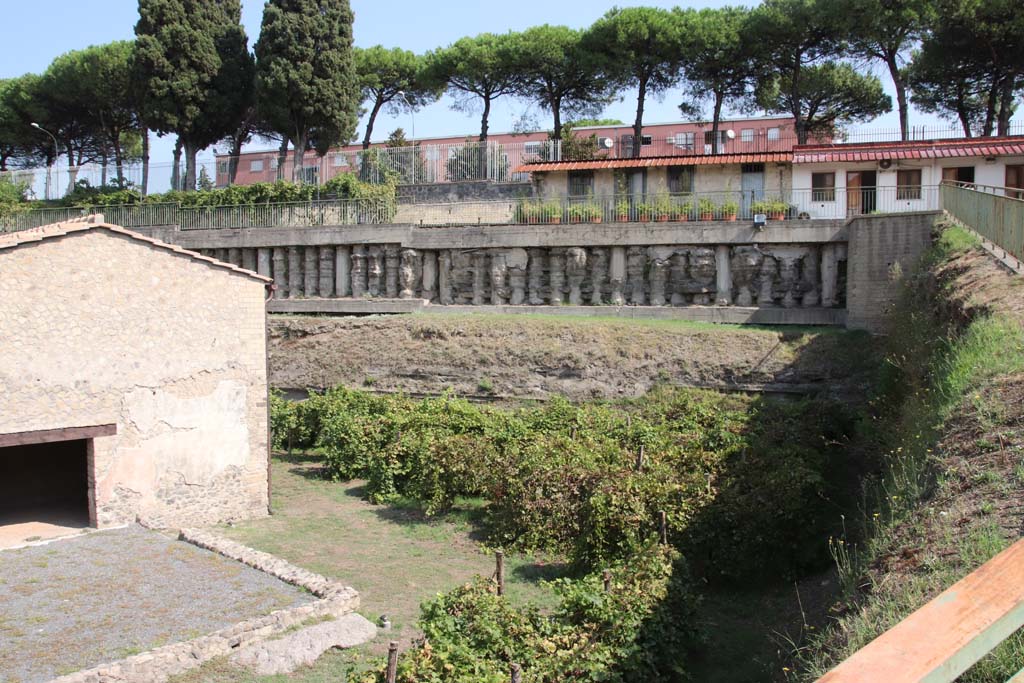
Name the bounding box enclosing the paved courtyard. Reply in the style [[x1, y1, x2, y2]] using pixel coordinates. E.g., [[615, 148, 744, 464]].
[[0, 525, 314, 683]]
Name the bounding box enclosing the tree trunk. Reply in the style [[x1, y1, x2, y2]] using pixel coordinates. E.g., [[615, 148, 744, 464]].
[[140, 128, 150, 196], [227, 132, 245, 186], [184, 140, 198, 191], [886, 54, 909, 141], [551, 95, 562, 141], [276, 137, 289, 180], [632, 77, 647, 158], [65, 144, 79, 193], [996, 76, 1015, 136], [478, 96, 491, 180], [171, 137, 182, 191], [101, 151, 108, 187], [363, 98, 384, 150], [711, 91, 724, 154], [291, 131, 308, 183], [981, 82, 998, 137]]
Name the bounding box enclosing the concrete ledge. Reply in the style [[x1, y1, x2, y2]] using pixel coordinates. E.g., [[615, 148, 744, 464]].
[[267, 297, 846, 326], [143, 219, 848, 251], [269, 298, 425, 314], [423, 304, 847, 326]]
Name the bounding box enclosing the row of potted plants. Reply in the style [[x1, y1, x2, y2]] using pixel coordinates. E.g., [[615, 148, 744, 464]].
[[514, 195, 790, 224], [749, 198, 790, 220]]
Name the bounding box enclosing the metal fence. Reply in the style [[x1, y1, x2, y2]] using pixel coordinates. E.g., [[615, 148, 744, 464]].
[[940, 181, 1024, 261], [2, 185, 950, 233]]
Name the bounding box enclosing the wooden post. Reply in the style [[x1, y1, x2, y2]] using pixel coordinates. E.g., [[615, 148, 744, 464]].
[[603, 569, 612, 592], [511, 663, 522, 683], [659, 510, 667, 546], [635, 444, 645, 472], [496, 551, 505, 597], [386, 641, 399, 683]]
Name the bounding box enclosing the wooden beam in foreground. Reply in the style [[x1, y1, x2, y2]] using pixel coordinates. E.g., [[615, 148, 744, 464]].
[[818, 538, 1024, 683]]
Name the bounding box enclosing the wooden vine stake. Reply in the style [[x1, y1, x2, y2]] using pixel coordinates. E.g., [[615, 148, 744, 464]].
[[511, 663, 522, 683], [659, 510, 668, 546], [635, 444, 645, 472], [603, 569, 612, 592], [496, 551, 505, 596], [386, 641, 399, 683]]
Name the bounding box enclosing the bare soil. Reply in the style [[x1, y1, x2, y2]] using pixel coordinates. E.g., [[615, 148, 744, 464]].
[[269, 313, 877, 401]]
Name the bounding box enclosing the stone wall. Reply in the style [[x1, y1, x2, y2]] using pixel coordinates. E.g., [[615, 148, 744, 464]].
[[0, 229, 270, 528], [179, 221, 849, 316], [846, 212, 936, 332]]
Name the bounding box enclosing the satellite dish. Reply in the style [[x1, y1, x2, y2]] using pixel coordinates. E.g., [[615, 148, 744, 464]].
[[725, 129, 736, 140], [601, 137, 614, 149], [879, 159, 893, 170]]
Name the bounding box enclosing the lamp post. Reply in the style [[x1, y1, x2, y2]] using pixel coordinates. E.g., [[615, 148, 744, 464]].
[[31, 122, 60, 199], [396, 91, 415, 183]]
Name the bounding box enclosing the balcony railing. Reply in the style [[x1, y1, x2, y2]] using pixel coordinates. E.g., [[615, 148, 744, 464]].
[[940, 181, 1024, 262]]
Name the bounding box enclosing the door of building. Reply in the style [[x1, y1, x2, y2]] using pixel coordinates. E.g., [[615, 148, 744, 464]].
[[741, 164, 765, 218], [846, 170, 877, 214], [1006, 165, 1024, 199]]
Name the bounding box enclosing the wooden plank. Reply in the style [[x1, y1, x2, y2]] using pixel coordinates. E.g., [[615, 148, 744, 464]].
[[817, 539, 1024, 683], [0, 424, 117, 448]]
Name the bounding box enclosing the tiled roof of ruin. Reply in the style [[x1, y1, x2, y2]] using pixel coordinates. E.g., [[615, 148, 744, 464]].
[[0, 215, 273, 284]]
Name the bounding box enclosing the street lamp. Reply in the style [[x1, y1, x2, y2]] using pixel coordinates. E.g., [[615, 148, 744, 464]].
[[31, 122, 60, 199]]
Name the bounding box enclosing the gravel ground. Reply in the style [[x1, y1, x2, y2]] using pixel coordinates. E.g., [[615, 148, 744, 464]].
[[0, 525, 314, 683]]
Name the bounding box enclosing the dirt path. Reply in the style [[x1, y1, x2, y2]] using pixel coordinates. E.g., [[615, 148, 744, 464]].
[[269, 313, 877, 401]]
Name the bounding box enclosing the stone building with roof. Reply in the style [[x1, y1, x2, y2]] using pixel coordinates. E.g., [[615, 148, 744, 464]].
[[0, 216, 273, 544]]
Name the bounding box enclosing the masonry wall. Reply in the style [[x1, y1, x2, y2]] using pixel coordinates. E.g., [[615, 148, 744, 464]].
[[846, 212, 936, 332], [0, 230, 269, 528]]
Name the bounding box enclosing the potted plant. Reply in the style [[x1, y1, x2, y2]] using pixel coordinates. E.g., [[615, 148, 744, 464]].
[[542, 201, 562, 224], [583, 202, 603, 223], [697, 198, 716, 221], [768, 198, 788, 220], [651, 193, 672, 221], [720, 200, 739, 221], [615, 199, 631, 222], [750, 199, 771, 216], [636, 201, 653, 222], [566, 203, 585, 223], [672, 199, 692, 221], [515, 199, 539, 224]]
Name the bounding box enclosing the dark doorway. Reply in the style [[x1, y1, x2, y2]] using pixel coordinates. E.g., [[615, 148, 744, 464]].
[[0, 439, 91, 533], [846, 170, 877, 214]]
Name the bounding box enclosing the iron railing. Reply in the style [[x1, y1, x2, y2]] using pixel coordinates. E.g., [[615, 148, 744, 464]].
[[940, 181, 1024, 262], [1, 186, 947, 233]]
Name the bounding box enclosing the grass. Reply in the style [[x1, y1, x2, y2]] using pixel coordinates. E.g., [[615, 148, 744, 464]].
[[170, 451, 564, 682], [790, 224, 1024, 681]]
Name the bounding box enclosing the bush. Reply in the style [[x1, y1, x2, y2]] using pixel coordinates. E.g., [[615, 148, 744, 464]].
[[374, 543, 697, 683]]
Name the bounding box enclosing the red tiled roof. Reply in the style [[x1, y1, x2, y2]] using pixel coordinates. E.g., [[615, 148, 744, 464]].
[[514, 152, 792, 173], [793, 136, 1024, 163], [0, 215, 273, 283]]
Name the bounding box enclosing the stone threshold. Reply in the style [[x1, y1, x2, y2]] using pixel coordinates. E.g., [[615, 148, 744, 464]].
[[49, 530, 361, 683]]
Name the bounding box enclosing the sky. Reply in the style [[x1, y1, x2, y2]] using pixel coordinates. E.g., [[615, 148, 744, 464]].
[[1, 0, 948, 170]]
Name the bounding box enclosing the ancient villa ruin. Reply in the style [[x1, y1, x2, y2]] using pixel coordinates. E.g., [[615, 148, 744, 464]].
[[0, 217, 272, 542]]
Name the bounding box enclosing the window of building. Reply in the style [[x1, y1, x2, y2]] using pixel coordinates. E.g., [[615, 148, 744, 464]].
[[740, 129, 754, 143], [811, 172, 835, 201], [270, 157, 279, 170], [641, 135, 652, 146], [568, 171, 595, 197], [333, 154, 347, 167], [667, 166, 694, 194], [942, 166, 975, 184], [217, 161, 228, 174], [1006, 165, 1024, 199], [250, 159, 264, 172], [766, 127, 780, 141], [896, 169, 922, 199], [704, 130, 728, 153], [671, 132, 695, 151]]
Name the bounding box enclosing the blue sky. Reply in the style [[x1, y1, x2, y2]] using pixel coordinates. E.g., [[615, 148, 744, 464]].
[[2, 0, 944, 166]]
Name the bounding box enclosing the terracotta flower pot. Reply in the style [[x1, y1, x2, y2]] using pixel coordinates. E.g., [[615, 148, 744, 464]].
[[769, 211, 786, 220], [637, 213, 651, 222], [699, 212, 714, 221], [723, 214, 738, 222], [656, 215, 670, 222], [590, 217, 603, 223], [616, 214, 629, 222]]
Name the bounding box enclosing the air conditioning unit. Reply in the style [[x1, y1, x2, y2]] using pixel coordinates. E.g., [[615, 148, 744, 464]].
[[878, 159, 893, 170]]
